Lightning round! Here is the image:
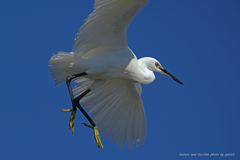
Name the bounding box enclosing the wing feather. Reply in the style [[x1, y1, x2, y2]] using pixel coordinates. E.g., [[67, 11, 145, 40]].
[[74, 79, 146, 150], [94, 0, 117, 9], [93, 94, 118, 123], [73, 0, 148, 57], [73, 79, 93, 96], [116, 109, 129, 149], [126, 110, 134, 150], [102, 104, 122, 137]]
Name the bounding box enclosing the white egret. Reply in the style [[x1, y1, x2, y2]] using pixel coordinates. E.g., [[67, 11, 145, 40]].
[[49, 0, 183, 150]]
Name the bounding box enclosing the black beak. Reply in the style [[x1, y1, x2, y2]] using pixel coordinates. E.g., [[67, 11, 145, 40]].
[[161, 68, 183, 85]]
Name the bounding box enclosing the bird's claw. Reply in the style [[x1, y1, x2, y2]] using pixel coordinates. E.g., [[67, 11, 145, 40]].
[[61, 109, 76, 133], [60, 109, 103, 149], [82, 123, 104, 149]]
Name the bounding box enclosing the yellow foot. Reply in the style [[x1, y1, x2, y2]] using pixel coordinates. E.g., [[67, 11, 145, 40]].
[[60, 109, 76, 134], [82, 123, 104, 149]]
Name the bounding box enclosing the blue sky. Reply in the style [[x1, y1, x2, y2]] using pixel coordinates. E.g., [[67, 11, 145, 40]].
[[0, 0, 240, 159]]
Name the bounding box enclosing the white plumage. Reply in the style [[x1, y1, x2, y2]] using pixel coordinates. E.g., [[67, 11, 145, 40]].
[[49, 0, 182, 150]]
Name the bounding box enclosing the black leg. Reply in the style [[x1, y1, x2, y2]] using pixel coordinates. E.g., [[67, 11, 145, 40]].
[[66, 72, 88, 102], [74, 89, 104, 149], [65, 72, 96, 126], [63, 72, 104, 149], [66, 72, 87, 111], [74, 89, 97, 127], [61, 72, 88, 133]]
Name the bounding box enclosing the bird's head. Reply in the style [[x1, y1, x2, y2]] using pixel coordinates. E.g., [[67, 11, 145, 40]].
[[140, 57, 183, 85]]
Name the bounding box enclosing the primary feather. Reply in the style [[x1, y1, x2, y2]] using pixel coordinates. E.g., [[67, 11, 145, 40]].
[[73, 0, 148, 57]]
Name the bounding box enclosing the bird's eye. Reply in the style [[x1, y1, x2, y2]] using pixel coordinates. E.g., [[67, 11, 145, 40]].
[[155, 62, 164, 70], [155, 62, 160, 68]]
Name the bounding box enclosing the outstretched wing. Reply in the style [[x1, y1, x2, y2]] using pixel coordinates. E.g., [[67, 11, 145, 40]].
[[72, 0, 148, 57], [73, 79, 146, 150]]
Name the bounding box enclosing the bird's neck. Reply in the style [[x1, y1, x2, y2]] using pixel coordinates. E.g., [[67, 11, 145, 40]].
[[125, 58, 155, 84], [136, 63, 155, 84]]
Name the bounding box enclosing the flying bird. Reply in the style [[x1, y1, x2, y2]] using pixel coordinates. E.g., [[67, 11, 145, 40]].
[[49, 0, 183, 150]]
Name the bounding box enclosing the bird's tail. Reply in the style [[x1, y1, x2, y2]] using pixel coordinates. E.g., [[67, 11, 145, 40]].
[[49, 51, 75, 85]]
